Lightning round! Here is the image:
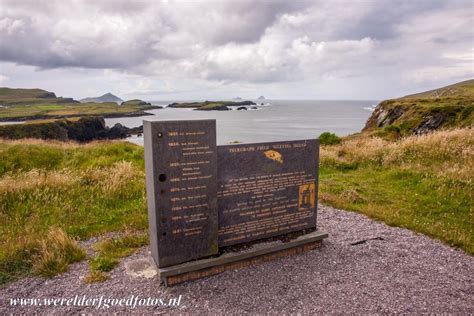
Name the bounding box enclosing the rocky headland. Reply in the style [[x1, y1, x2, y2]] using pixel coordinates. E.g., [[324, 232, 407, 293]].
[[363, 79, 473, 137], [0, 116, 143, 142]]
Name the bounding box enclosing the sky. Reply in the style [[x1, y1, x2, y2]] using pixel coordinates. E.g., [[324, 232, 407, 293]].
[[0, 0, 473, 101]]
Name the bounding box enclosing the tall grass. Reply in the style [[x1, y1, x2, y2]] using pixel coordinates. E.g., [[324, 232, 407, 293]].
[[0, 139, 147, 285], [319, 128, 473, 254], [32, 228, 86, 277], [321, 128, 473, 182]]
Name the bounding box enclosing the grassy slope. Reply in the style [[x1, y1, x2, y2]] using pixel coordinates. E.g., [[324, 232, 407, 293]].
[[0, 140, 147, 285], [364, 79, 474, 136], [0, 102, 155, 120]]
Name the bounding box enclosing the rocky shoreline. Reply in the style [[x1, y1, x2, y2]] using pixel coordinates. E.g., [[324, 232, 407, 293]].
[[0, 116, 143, 142]]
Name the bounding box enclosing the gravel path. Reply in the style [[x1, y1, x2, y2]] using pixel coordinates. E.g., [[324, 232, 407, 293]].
[[1, 205, 473, 314]]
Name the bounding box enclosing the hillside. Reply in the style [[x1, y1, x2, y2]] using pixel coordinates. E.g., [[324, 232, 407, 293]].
[[363, 79, 474, 136], [0, 88, 160, 121], [0, 87, 78, 106], [80, 93, 123, 104]]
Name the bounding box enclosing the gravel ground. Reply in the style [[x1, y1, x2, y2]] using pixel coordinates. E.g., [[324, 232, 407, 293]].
[[1, 205, 473, 314]]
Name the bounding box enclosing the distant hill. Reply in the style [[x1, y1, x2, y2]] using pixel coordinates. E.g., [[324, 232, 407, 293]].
[[363, 79, 473, 137], [80, 93, 123, 104], [257, 96, 266, 100], [401, 79, 474, 99], [0, 87, 78, 106]]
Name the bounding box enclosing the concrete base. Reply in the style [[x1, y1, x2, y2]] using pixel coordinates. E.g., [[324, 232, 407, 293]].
[[158, 230, 328, 286]]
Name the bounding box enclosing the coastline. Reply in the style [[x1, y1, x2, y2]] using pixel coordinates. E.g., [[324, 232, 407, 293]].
[[0, 107, 161, 123]]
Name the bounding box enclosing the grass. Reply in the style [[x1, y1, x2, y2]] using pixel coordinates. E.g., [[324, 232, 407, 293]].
[[0, 102, 155, 120], [0, 139, 148, 285], [85, 233, 149, 283], [32, 228, 86, 277], [319, 128, 473, 254]]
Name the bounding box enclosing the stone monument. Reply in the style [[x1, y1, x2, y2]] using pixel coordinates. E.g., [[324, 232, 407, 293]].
[[144, 119, 327, 286]]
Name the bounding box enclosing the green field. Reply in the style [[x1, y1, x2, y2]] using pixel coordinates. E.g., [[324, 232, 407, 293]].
[[0, 102, 157, 120]]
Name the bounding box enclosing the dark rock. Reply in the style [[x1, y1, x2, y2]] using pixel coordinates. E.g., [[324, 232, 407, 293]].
[[251, 107, 258, 110], [66, 117, 107, 142], [225, 101, 256, 106], [414, 113, 446, 135], [128, 125, 144, 135], [38, 92, 57, 98], [237, 106, 247, 110], [195, 105, 230, 111], [56, 98, 79, 104], [377, 106, 404, 127], [0, 116, 144, 142], [106, 123, 129, 139]]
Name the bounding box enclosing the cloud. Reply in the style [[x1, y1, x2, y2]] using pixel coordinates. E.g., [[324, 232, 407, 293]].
[[0, 0, 472, 99]]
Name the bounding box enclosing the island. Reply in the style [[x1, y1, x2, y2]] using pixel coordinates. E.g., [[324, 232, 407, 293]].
[[80, 92, 123, 104], [167, 100, 256, 111]]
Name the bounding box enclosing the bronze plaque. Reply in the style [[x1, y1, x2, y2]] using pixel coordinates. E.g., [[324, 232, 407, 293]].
[[217, 140, 319, 246], [144, 120, 218, 268]]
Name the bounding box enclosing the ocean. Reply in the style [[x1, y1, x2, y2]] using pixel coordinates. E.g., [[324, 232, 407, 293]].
[[104, 100, 378, 145]]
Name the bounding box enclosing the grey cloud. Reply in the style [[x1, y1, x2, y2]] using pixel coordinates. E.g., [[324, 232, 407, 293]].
[[0, 0, 472, 89]]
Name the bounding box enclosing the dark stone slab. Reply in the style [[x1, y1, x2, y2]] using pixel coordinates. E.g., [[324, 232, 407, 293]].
[[217, 139, 319, 246], [144, 120, 218, 268]]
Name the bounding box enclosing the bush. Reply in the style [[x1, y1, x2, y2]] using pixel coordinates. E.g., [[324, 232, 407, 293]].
[[319, 132, 342, 145], [383, 125, 401, 133]]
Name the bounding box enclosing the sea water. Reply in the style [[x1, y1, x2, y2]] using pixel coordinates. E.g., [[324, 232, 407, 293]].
[[104, 99, 378, 145]]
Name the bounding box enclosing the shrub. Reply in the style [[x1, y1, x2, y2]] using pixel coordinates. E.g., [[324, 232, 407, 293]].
[[319, 132, 342, 145], [383, 125, 401, 133]]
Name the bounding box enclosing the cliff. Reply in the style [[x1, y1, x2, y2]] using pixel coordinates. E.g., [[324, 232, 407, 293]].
[[363, 79, 474, 136], [0, 117, 142, 142]]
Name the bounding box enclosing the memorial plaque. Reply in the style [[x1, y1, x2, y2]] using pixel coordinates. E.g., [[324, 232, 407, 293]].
[[144, 120, 218, 268], [217, 140, 319, 246]]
